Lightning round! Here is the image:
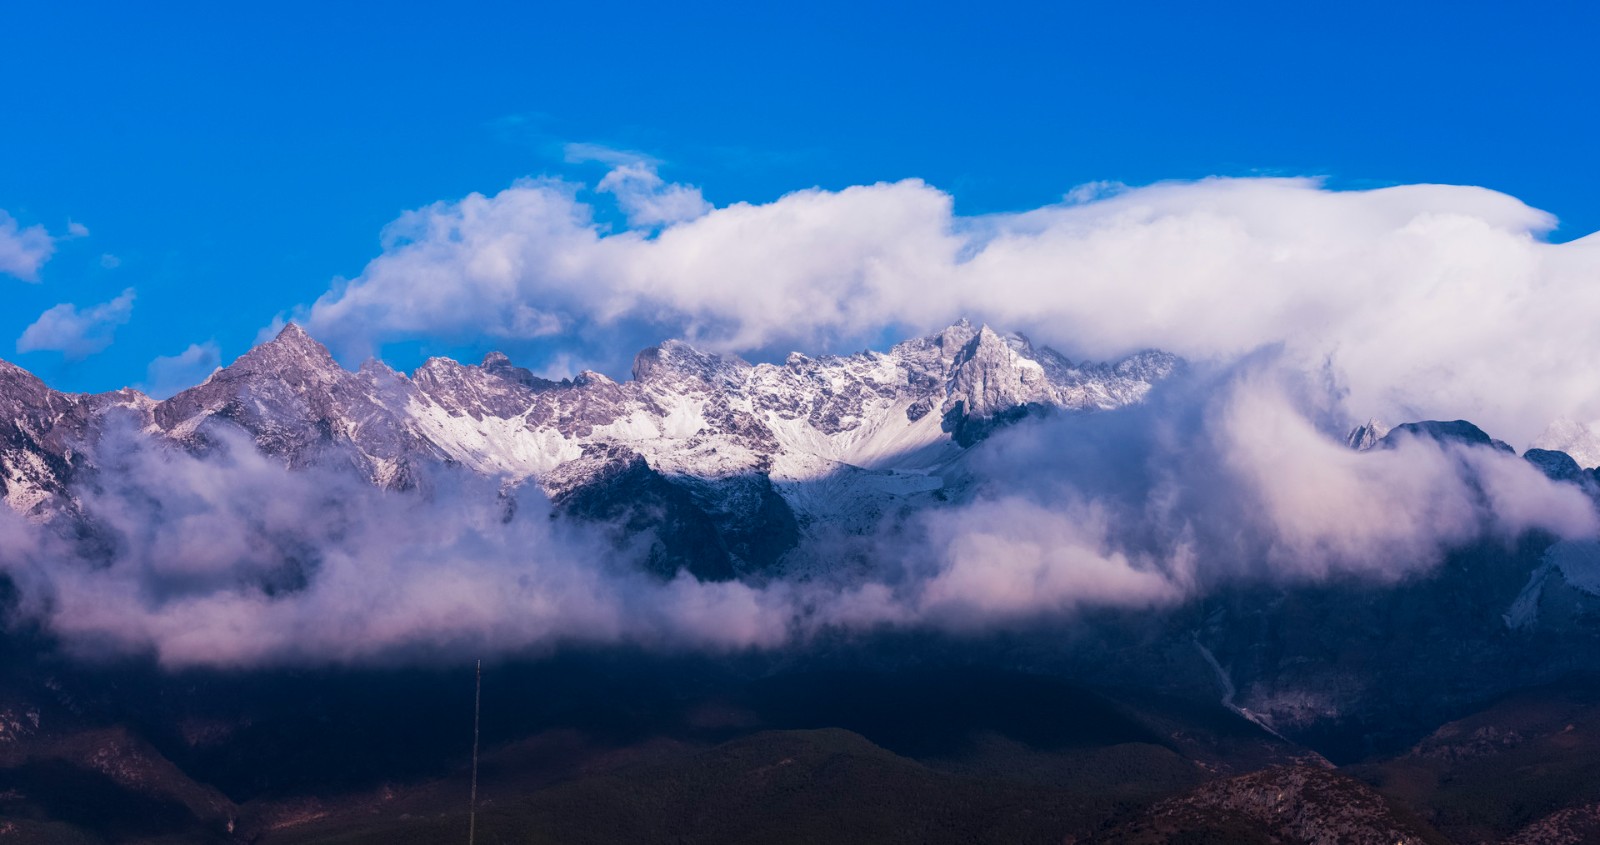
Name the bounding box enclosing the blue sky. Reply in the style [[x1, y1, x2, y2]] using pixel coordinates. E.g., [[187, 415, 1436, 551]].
[[3, 0, 1597, 395]]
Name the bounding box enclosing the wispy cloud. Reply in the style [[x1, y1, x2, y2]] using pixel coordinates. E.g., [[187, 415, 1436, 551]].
[[562, 141, 661, 168], [15, 288, 136, 359], [0, 210, 59, 282]]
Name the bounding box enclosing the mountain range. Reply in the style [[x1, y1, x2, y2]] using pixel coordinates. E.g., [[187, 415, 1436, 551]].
[[1, 319, 1178, 579], [5, 321, 1600, 842]]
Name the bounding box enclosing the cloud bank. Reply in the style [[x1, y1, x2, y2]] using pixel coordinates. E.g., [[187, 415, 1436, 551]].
[[1, 358, 1592, 669], [0, 423, 788, 667], [303, 167, 1600, 447]]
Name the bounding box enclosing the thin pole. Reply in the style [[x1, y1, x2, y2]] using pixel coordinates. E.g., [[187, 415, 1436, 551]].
[[469, 659, 481, 845]]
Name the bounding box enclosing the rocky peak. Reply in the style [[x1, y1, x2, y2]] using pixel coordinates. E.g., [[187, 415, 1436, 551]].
[[478, 350, 554, 390], [945, 324, 1049, 415], [951, 324, 1030, 367], [151, 322, 371, 456], [412, 356, 462, 381], [931, 319, 980, 363], [357, 358, 401, 380], [229, 323, 343, 383], [1380, 420, 1515, 454], [1526, 448, 1585, 484], [0, 358, 53, 398], [267, 322, 326, 354], [86, 387, 157, 415], [411, 356, 533, 421], [632, 339, 749, 386], [1347, 418, 1390, 452], [0, 358, 95, 434], [1109, 349, 1181, 382]]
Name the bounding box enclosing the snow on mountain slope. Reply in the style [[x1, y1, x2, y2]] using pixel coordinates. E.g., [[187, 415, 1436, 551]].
[[0, 319, 1178, 573], [382, 319, 1174, 511]]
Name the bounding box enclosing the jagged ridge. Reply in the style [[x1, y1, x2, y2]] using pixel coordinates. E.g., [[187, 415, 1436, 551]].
[[0, 320, 1179, 578]]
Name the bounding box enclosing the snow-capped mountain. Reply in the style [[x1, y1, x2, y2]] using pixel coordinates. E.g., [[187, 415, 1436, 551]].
[[0, 320, 1178, 578]]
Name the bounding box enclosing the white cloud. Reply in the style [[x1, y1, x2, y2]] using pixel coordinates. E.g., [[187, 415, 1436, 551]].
[[0, 210, 57, 282], [300, 172, 1600, 446], [0, 426, 789, 667], [597, 161, 712, 227], [911, 497, 1186, 624], [562, 141, 660, 168], [15, 288, 136, 359], [144, 341, 221, 399]]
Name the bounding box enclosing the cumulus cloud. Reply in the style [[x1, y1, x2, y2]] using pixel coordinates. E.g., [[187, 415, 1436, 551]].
[[15, 288, 136, 358], [0, 209, 58, 282], [143, 341, 222, 399], [302, 172, 1600, 446], [597, 162, 713, 227]]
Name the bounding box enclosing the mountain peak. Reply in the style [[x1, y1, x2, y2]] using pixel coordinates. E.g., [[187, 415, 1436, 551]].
[[231, 322, 341, 377], [476, 350, 554, 389], [261, 322, 331, 354], [0, 357, 51, 397], [632, 339, 748, 384], [358, 357, 401, 380], [1380, 420, 1515, 454], [952, 323, 1032, 370], [272, 322, 318, 346], [1346, 418, 1390, 451], [924, 320, 980, 361]]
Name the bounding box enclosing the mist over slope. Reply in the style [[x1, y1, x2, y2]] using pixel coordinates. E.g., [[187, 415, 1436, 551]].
[[1, 318, 1597, 672]]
